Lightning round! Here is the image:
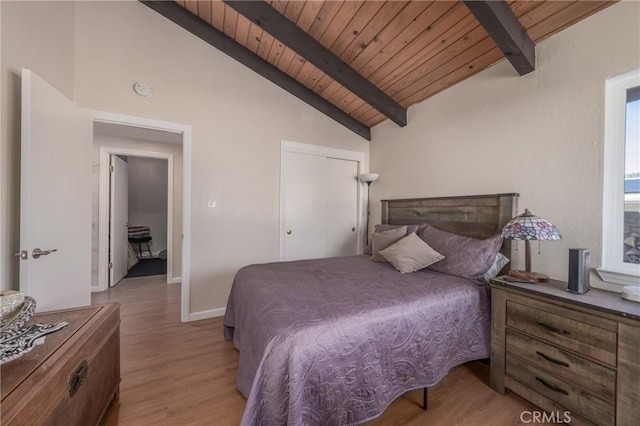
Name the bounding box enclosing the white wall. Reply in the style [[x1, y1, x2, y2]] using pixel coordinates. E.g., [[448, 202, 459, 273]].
[[1, 1, 367, 312], [73, 1, 368, 314], [1, 1, 75, 290], [91, 133, 183, 285], [369, 1, 640, 291], [127, 156, 169, 254]]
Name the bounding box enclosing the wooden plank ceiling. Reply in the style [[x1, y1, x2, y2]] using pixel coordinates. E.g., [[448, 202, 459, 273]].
[[149, 1, 615, 139]]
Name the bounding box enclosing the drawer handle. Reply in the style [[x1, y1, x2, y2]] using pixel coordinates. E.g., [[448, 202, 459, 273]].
[[536, 351, 570, 368], [535, 376, 569, 396], [536, 321, 570, 336], [69, 360, 88, 397]]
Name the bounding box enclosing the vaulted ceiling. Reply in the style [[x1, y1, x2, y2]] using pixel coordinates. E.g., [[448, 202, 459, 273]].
[[142, 1, 615, 140]]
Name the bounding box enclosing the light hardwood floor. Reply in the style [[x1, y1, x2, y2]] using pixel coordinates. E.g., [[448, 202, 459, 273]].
[[94, 276, 545, 426]]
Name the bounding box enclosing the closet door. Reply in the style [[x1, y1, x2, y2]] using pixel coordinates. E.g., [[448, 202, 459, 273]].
[[283, 152, 326, 261], [324, 157, 358, 257], [282, 152, 358, 261]]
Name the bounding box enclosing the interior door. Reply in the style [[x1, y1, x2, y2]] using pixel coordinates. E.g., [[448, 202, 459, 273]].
[[283, 152, 325, 261], [20, 69, 93, 312], [324, 157, 358, 257], [109, 155, 129, 287], [283, 152, 359, 261]]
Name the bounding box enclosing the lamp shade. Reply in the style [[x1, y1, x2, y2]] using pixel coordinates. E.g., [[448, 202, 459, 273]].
[[501, 209, 561, 241], [359, 173, 379, 183]]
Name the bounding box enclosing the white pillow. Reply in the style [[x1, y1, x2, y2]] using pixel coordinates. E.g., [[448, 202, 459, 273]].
[[483, 253, 510, 283], [379, 233, 445, 273]]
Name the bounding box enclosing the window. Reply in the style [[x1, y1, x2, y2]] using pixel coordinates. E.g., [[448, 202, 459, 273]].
[[599, 70, 640, 285]]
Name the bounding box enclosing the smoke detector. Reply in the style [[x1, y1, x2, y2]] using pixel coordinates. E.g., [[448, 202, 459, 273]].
[[133, 82, 153, 98]]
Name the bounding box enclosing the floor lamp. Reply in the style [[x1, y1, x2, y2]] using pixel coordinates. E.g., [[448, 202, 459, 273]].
[[360, 173, 379, 248]]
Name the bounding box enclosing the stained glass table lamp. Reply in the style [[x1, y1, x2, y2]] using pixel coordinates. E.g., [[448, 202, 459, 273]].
[[501, 208, 561, 282]]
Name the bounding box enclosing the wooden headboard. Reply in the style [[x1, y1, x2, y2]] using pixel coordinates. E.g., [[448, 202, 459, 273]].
[[381, 193, 519, 259]]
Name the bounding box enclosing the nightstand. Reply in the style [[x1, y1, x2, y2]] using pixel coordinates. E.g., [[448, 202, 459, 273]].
[[490, 277, 640, 426]]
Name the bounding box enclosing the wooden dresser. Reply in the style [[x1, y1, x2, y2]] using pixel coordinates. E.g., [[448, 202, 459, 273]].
[[490, 278, 640, 426], [1, 304, 120, 425]]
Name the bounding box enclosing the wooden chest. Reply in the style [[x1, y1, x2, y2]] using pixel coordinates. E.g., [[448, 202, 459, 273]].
[[1, 304, 120, 425]]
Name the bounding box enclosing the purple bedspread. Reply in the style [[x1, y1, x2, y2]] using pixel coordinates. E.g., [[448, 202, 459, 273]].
[[224, 255, 491, 425]]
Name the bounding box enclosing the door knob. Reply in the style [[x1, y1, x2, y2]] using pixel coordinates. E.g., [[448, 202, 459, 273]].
[[32, 248, 58, 259], [352, 227, 356, 232], [286, 229, 292, 235]]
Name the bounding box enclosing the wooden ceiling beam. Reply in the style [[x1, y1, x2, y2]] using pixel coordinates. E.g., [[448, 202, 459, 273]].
[[223, 0, 407, 128], [140, 1, 371, 140], [463, 0, 535, 75]]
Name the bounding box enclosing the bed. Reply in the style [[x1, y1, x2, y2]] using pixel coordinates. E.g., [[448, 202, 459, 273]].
[[224, 193, 519, 425]]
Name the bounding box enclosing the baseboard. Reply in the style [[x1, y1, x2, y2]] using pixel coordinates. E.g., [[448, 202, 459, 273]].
[[138, 252, 160, 259], [189, 307, 226, 321], [167, 277, 181, 284]]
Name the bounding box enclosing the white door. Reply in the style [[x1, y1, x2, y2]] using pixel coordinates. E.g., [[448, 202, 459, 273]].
[[20, 69, 93, 312], [283, 152, 358, 261], [325, 158, 358, 257], [109, 155, 129, 287], [283, 152, 325, 261]]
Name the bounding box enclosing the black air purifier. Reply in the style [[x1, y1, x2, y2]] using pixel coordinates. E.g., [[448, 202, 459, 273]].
[[567, 248, 590, 294]]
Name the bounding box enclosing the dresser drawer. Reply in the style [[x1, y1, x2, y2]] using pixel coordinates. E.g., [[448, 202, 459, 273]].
[[505, 377, 599, 426], [506, 356, 615, 426], [506, 301, 617, 366], [506, 329, 616, 403]]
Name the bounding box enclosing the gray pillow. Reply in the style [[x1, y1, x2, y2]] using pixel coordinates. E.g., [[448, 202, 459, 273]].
[[418, 224, 503, 281], [364, 224, 422, 255], [371, 226, 407, 262], [380, 233, 445, 274], [483, 253, 510, 283]]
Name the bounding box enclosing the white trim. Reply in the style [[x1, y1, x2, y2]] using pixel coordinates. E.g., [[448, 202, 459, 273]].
[[167, 276, 181, 284], [19, 70, 33, 295], [281, 140, 366, 162], [0, 3, 3, 289], [595, 269, 637, 288], [181, 126, 193, 323], [167, 156, 174, 283], [279, 140, 365, 261], [601, 70, 640, 282], [91, 111, 185, 137], [91, 110, 193, 323], [189, 307, 226, 321], [98, 147, 175, 288]]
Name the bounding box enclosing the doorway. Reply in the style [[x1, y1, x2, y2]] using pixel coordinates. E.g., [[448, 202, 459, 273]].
[[19, 69, 192, 322], [92, 111, 192, 323], [94, 134, 180, 286], [110, 154, 171, 284]]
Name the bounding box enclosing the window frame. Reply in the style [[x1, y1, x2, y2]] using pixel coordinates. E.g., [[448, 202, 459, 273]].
[[598, 69, 640, 286]]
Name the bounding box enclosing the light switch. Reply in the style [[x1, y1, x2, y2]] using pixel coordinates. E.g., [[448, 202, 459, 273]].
[[207, 197, 217, 208]]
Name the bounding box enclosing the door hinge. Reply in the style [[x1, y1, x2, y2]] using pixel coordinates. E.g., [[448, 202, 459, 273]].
[[109, 165, 114, 172], [108, 262, 113, 269]]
